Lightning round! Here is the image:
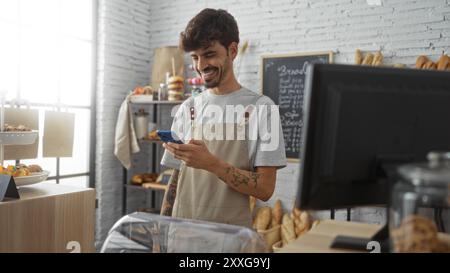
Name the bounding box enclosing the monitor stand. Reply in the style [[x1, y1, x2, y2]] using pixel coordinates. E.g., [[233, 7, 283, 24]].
[[329, 224, 389, 253]]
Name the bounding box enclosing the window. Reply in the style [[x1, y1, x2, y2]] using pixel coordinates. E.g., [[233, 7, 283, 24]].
[[0, 0, 96, 188]]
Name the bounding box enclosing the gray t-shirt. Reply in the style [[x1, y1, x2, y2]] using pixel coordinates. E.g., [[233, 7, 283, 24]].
[[161, 87, 287, 170]]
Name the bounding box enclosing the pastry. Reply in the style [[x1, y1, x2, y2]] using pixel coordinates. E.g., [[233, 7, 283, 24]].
[[168, 83, 184, 91], [436, 54, 450, 71], [253, 206, 271, 230], [372, 51, 383, 66], [131, 175, 143, 185], [415, 55, 429, 69], [361, 53, 374, 66], [143, 86, 154, 95], [270, 199, 283, 228], [355, 49, 363, 65], [423, 60, 436, 70], [281, 213, 296, 246], [27, 164, 43, 173]]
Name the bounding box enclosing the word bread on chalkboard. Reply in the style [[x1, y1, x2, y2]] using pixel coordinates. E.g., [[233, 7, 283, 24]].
[[261, 52, 333, 160]]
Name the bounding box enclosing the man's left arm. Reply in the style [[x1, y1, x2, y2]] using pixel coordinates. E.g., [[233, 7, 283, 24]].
[[163, 140, 277, 201]]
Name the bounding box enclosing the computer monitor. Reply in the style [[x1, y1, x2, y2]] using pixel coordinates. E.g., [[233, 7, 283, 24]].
[[297, 63, 450, 210], [296, 64, 450, 251]]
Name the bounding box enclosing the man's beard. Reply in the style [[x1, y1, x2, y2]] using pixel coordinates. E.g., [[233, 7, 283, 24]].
[[201, 59, 228, 88]]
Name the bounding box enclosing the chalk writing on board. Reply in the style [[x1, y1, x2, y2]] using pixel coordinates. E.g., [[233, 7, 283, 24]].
[[262, 52, 332, 159]]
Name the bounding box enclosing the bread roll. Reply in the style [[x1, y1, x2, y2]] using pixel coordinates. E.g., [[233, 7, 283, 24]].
[[270, 199, 283, 228], [168, 76, 184, 84], [131, 175, 143, 185], [372, 51, 383, 66], [355, 49, 363, 65], [281, 214, 296, 246], [253, 207, 271, 230], [249, 196, 256, 214], [361, 53, 374, 66], [393, 63, 406, 68], [415, 55, 429, 69], [423, 60, 437, 70], [168, 83, 184, 90]]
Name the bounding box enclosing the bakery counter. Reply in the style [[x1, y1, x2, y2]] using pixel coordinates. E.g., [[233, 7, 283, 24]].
[[0, 183, 95, 253]]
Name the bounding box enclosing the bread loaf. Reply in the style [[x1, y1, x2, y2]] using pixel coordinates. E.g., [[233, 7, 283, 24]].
[[253, 207, 271, 230], [355, 49, 363, 65], [372, 51, 383, 66], [249, 196, 256, 214], [361, 53, 374, 66], [415, 55, 429, 69], [281, 214, 296, 247], [270, 200, 283, 228], [423, 60, 437, 70], [437, 54, 450, 71]]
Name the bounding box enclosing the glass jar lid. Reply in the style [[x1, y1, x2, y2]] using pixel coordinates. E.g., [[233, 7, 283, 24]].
[[397, 151, 450, 187]]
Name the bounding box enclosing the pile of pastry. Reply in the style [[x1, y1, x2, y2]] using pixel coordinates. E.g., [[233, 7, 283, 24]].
[[355, 49, 384, 66], [251, 198, 318, 251], [131, 173, 159, 185], [132, 86, 154, 96], [415, 54, 450, 70], [391, 214, 450, 253], [0, 164, 43, 177], [3, 123, 32, 132], [167, 76, 184, 101]]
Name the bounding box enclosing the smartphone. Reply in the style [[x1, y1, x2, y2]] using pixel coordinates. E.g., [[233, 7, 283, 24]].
[[156, 130, 184, 144]]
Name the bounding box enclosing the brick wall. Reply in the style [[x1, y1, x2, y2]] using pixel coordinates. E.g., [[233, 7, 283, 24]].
[[145, 0, 450, 223], [96, 0, 153, 249]]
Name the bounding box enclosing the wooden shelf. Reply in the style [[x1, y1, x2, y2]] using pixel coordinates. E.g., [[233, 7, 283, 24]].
[[125, 183, 167, 191], [129, 96, 185, 105]]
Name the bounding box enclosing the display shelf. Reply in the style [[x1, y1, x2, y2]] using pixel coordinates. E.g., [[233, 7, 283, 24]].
[[125, 183, 168, 191], [0, 130, 38, 146], [130, 95, 185, 105]]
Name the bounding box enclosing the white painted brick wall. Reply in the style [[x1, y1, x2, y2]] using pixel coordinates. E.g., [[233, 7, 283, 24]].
[[96, 0, 153, 249], [145, 0, 450, 224]]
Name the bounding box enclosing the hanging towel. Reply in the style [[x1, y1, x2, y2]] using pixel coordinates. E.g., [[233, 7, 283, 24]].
[[114, 94, 140, 169]]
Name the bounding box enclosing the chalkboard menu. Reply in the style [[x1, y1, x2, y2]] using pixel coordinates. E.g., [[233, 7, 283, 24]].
[[261, 52, 333, 160]]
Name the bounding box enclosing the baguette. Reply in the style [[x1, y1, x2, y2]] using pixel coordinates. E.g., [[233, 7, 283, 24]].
[[437, 54, 450, 71], [415, 55, 429, 69], [361, 53, 374, 66], [281, 214, 296, 247], [355, 49, 363, 65], [372, 51, 383, 66], [423, 60, 437, 70], [253, 207, 271, 230], [270, 199, 283, 228]]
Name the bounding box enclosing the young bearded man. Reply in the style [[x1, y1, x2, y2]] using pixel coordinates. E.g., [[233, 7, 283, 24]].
[[160, 8, 286, 228]]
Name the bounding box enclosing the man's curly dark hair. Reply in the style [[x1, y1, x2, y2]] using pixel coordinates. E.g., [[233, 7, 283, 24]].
[[180, 8, 240, 52]]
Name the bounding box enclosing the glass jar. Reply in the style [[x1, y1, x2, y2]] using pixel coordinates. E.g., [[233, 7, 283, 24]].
[[390, 152, 450, 253], [134, 109, 149, 139]]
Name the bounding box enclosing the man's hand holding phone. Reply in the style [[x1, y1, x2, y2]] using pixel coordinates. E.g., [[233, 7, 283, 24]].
[[160, 131, 219, 171]]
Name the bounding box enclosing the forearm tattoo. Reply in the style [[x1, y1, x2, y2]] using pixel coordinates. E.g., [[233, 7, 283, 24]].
[[160, 170, 180, 216], [225, 166, 260, 189]]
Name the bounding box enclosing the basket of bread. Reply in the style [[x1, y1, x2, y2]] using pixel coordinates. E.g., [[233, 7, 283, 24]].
[[251, 198, 316, 252]]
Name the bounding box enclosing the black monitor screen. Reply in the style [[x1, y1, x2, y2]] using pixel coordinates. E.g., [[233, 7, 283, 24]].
[[297, 64, 450, 210]]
